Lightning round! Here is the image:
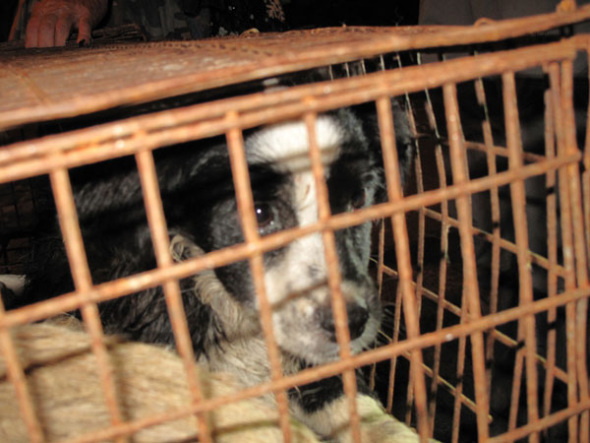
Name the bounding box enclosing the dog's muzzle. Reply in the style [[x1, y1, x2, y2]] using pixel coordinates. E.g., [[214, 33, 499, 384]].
[[317, 303, 370, 341]]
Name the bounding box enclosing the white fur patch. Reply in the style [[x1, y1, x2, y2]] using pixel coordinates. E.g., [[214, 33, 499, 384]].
[[246, 116, 344, 174]]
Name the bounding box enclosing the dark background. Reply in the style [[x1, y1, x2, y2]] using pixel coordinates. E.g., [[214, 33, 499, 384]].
[[283, 0, 419, 28], [0, 0, 420, 42]]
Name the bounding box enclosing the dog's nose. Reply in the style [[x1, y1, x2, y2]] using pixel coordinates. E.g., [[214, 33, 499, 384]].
[[320, 303, 369, 341]]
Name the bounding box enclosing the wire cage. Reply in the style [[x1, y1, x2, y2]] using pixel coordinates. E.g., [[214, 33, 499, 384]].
[[1, 3, 589, 443]]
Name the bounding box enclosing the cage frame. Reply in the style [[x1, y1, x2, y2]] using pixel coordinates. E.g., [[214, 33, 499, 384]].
[[1, 6, 590, 443]]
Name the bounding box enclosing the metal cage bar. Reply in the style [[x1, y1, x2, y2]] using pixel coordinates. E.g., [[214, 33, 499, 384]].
[[560, 57, 590, 443], [541, 63, 560, 433], [502, 71, 541, 442], [0, 298, 44, 442], [550, 61, 582, 442], [304, 110, 363, 443], [442, 82, 490, 439], [134, 148, 213, 443], [49, 165, 126, 443], [225, 116, 293, 443], [376, 95, 430, 438]]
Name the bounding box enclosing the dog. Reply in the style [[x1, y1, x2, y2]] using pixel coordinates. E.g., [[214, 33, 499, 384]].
[[3, 99, 423, 441]]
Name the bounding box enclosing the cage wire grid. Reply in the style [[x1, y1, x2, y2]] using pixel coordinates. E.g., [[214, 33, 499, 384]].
[[0, 13, 589, 443]]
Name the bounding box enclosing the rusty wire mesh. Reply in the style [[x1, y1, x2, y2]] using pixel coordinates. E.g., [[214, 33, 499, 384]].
[[1, 5, 590, 443]]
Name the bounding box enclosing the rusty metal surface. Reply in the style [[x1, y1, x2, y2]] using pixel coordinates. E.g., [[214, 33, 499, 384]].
[[1, 4, 590, 131], [0, 39, 581, 182]]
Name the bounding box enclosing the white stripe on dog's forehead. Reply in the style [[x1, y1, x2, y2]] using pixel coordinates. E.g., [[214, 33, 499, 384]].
[[246, 116, 344, 172]]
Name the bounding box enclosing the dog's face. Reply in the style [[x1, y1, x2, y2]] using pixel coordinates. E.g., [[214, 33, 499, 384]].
[[190, 110, 383, 364]]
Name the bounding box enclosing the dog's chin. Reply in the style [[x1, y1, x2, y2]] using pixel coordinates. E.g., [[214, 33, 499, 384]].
[[284, 340, 342, 366]]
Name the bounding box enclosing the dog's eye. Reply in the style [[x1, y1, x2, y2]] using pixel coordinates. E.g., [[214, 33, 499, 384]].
[[350, 188, 366, 210], [255, 202, 276, 231]]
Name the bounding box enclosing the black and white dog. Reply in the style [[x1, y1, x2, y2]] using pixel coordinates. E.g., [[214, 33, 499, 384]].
[[3, 99, 421, 441]]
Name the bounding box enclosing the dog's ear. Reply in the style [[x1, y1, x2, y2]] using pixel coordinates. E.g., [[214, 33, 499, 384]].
[[156, 143, 231, 196], [71, 140, 230, 221], [73, 165, 144, 220], [351, 98, 415, 204]]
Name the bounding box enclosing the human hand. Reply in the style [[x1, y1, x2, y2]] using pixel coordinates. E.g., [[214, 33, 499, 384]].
[[25, 0, 108, 48]]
